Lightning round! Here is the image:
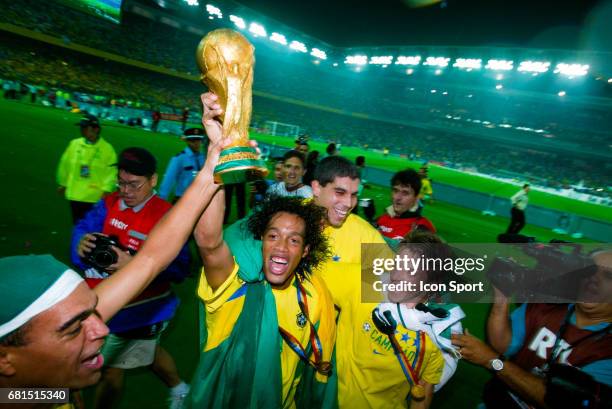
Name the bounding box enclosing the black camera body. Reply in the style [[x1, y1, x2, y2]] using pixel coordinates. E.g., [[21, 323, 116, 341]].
[[488, 238, 596, 301], [82, 233, 126, 272]]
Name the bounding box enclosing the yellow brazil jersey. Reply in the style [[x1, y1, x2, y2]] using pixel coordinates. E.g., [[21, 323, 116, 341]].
[[318, 213, 392, 311], [323, 213, 387, 265], [419, 178, 433, 198], [198, 263, 331, 409], [318, 261, 444, 409]]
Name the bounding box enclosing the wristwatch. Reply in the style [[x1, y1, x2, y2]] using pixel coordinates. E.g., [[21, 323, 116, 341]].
[[489, 355, 505, 372]]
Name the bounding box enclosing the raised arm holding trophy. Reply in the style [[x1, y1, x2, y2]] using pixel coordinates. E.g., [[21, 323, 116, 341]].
[[196, 28, 268, 184]]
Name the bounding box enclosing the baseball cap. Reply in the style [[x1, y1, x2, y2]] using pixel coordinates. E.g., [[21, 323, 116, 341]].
[[183, 128, 205, 140], [76, 114, 100, 128], [117, 147, 157, 176]]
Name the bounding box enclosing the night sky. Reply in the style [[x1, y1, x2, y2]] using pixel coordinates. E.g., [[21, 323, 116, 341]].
[[232, 0, 608, 50]]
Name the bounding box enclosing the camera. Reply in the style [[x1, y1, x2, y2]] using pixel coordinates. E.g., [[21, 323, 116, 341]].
[[488, 235, 596, 301], [82, 234, 127, 272]]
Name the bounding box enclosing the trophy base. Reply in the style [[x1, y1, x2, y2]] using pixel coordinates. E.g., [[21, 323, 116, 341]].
[[213, 146, 268, 184]]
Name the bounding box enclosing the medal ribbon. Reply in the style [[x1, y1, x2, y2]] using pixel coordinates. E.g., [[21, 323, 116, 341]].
[[388, 331, 423, 386], [278, 279, 330, 375]]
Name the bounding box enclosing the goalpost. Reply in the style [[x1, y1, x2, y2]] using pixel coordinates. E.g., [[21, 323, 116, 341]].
[[264, 120, 301, 138]]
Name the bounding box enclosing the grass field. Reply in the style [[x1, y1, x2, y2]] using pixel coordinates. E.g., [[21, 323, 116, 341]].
[[0, 98, 605, 408]]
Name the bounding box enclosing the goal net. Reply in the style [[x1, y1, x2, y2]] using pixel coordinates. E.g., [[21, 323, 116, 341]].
[[264, 120, 301, 138]]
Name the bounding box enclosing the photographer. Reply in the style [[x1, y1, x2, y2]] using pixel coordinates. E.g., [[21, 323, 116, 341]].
[[452, 249, 612, 409], [71, 147, 191, 409]]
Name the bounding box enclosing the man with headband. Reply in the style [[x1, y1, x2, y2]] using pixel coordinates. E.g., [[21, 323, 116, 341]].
[[0, 93, 242, 406]]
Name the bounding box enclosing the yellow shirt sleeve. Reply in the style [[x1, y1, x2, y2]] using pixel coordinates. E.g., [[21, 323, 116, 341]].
[[197, 264, 246, 350]]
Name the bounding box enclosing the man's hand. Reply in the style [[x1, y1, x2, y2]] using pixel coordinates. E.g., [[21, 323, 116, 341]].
[[77, 233, 99, 258], [493, 286, 510, 304], [451, 328, 498, 367], [201, 92, 223, 144], [106, 246, 133, 272]]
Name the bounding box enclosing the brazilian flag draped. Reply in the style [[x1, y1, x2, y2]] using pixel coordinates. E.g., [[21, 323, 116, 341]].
[[188, 219, 338, 409]]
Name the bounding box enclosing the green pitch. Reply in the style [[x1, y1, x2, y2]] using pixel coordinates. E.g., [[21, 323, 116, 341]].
[[0, 98, 604, 408]]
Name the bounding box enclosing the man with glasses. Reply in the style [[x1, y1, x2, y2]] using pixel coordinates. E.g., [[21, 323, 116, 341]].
[[71, 147, 191, 409], [57, 114, 117, 224]]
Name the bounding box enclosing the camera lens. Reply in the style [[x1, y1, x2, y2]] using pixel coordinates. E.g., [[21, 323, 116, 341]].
[[93, 249, 118, 269]]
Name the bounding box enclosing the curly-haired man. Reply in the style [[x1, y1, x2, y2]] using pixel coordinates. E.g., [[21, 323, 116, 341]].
[[191, 189, 337, 408]]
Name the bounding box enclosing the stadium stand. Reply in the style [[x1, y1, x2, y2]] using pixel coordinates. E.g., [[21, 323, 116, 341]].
[[0, 0, 609, 191]]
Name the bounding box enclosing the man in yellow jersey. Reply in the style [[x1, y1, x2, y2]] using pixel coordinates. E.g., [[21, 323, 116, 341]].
[[203, 94, 441, 408], [325, 259, 444, 409], [418, 166, 433, 203], [188, 92, 336, 409]]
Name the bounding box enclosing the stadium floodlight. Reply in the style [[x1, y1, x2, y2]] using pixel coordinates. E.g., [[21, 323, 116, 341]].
[[430, 89, 437, 93], [406, 68, 414, 75], [311, 48, 327, 60], [558, 90, 566, 97], [344, 55, 368, 65], [424, 56, 450, 67], [333, 62, 339, 67], [496, 84, 503, 89], [453, 58, 482, 70], [289, 41, 307, 53], [206, 4, 222, 18], [442, 91, 448, 95], [395, 56, 421, 65], [229, 15, 246, 29], [249, 22, 267, 37], [369, 56, 393, 65], [609, 78, 612, 83], [554, 63, 589, 77], [485, 59, 514, 71], [517, 60, 550, 73], [183, 0, 199, 6], [270, 32, 287, 45], [434, 69, 442, 75], [496, 74, 504, 80]]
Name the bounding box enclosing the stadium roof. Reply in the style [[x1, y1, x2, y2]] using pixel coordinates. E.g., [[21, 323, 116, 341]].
[[234, 0, 610, 51]]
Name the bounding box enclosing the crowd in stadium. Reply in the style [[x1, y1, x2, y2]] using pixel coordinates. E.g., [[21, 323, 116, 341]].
[[1, 1, 609, 191]]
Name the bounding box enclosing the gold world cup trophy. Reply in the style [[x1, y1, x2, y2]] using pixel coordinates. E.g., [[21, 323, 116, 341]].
[[196, 29, 268, 184]]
